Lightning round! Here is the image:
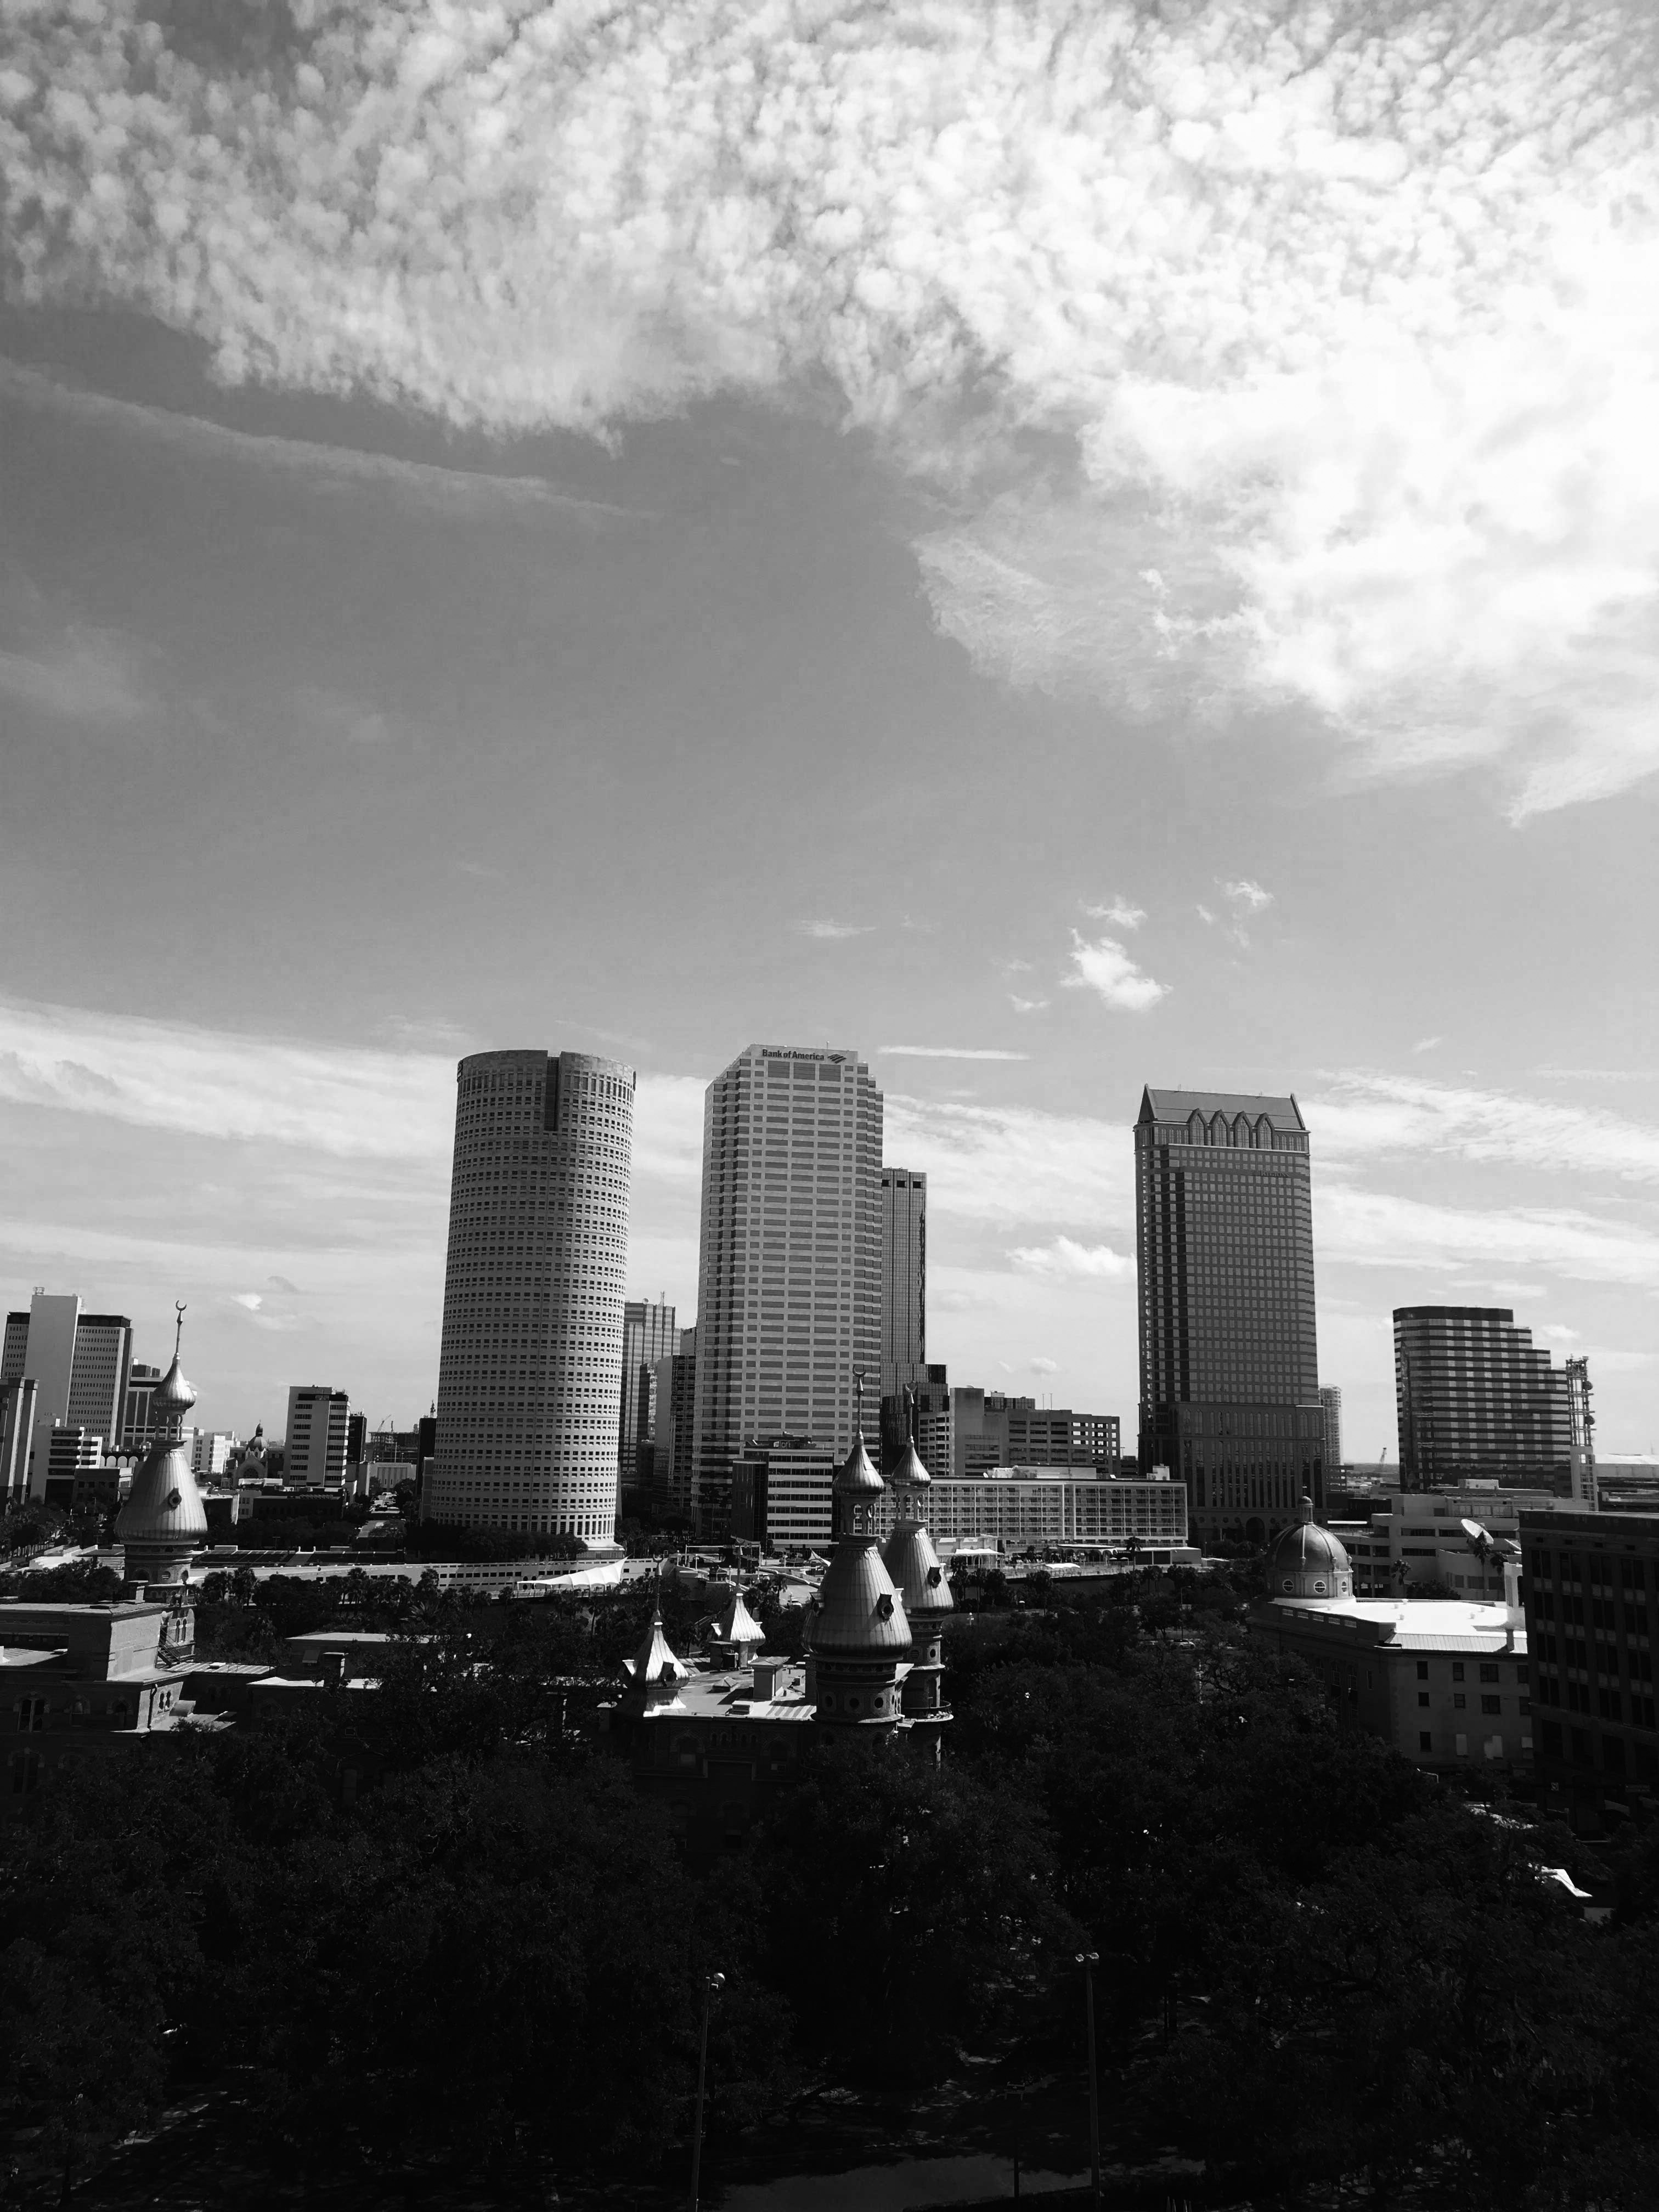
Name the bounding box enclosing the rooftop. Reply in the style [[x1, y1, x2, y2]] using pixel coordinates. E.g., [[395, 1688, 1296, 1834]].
[[1264, 1593, 1527, 1655], [1138, 1087, 1304, 1132]]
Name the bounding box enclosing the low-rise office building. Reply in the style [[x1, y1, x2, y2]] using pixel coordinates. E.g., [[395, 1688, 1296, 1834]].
[[924, 1469, 1188, 1554], [1335, 1484, 1567, 1596], [1520, 1510, 1659, 1820], [1250, 1500, 1533, 1774]]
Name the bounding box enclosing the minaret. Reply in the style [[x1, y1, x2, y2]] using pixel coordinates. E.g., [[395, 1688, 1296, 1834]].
[[114, 1304, 209, 1657], [810, 1373, 911, 1731], [617, 1576, 692, 1720], [881, 1387, 953, 1746]]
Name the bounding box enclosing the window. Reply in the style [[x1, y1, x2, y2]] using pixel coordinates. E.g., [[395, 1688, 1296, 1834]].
[[1415, 1660, 1429, 1680], [1479, 1662, 1499, 1684], [1481, 1694, 1501, 1716], [1452, 1662, 1465, 1682], [1419, 1731, 1433, 1752], [1418, 1691, 1430, 1708]]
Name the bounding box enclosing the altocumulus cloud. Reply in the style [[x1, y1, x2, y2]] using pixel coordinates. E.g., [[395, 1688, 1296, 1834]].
[[7, 2, 1659, 814]]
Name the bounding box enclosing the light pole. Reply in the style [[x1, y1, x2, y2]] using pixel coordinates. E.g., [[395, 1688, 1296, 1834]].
[[1077, 1950, 1102, 2208], [689, 1971, 725, 2212]]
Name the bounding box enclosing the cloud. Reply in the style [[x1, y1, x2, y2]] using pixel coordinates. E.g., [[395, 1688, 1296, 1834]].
[[1064, 933, 1170, 1013], [879, 1046, 1028, 1062], [1412, 1037, 1443, 1054], [1196, 904, 1217, 926], [0, 364, 641, 523], [884, 1094, 1130, 1232], [267, 1274, 304, 1295], [797, 920, 871, 941], [1318, 1185, 1659, 1292], [1009, 1237, 1132, 1280], [1309, 1073, 1659, 1186], [8, 4, 1659, 812], [1084, 896, 1146, 931], [231, 1292, 263, 1311], [1009, 996, 1049, 1015], [1029, 1356, 1059, 1377], [1220, 879, 1274, 915]]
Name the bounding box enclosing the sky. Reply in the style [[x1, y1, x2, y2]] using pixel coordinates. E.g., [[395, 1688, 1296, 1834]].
[[2, 0, 1657, 1460]]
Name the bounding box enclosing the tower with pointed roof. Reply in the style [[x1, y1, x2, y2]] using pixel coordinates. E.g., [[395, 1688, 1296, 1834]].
[[880, 1388, 953, 1744], [617, 1580, 693, 1720], [114, 1305, 208, 1657], [810, 1378, 911, 1731]]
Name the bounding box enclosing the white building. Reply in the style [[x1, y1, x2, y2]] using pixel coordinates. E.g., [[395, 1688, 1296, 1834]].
[[923, 1469, 1190, 1555], [1251, 1500, 1532, 1773], [690, 1046, 882, 1536], [426, 1048, 635, 1545], [1334, 1483, 1572, 1596], [191, 1430, 238, 1480]]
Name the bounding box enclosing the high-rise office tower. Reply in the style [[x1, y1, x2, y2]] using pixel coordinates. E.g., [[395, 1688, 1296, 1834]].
[[690, 1045, 882, 1536], [649, 1327, 696, 1516], [1319, 1386, 1344, 1477], [1, 1379, 37, 1505], [285, 1386, 351, 1488], [1135, 1088, 1323, 1543], [426, 1048, 635, 1542], [1, 1294, 132, 1498], [1394, 1307, 1571, 1492], [881, 1167, 927, 1392], [619, 1299, 679, 1493]]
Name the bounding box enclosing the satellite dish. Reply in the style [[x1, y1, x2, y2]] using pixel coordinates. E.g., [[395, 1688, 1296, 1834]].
[[1461, 1517, 1493, 1553]]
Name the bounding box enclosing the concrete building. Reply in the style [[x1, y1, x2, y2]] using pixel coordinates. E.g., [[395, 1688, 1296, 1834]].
[[1250, 1500, 1533, 1774], [619, 1298, 679, 1495], [119, 1363, 163, 1456], [1319, 1385, 1343, 1475], [1, 1295, 133, 1499], [1335, 1483, 1570, 1596], [285, 1386, 350, 1491], [426, 1048, 635, 1544], [1134, 1088, 1324, 1545], [881, 1166, 927, 1390], [926, 1469, 1190, 1555], [1, 1379, 37, 1506], [1521, 1510, 1659, 1819], [647, 1328, 696, 1518], [690, 1045, 882, 1536], [728, 1435, 838, 1552], [191, 1430, 237, 1481], [1595, 1455, 1659, 1514], [879, 1362, 950, 1474], [950, 1389, 1120, 1479], [1394, 1306, 1571, 1492]]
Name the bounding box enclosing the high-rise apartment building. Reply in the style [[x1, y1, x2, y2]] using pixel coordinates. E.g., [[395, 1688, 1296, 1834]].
[[285, 1386, 350, 1489], [2, 1294, 132, 1498], [1135, 1088, 1323, 1544], [649, 1327, 697, 1519], [619, 1299, 679, 1493], [1319, 1386, 1344, 1476], [426, 1049, 635, 1543], [1394, 1307, 1571, 1492], [690, 1045, 882, 1536], [881, 1168, 927, 1391]]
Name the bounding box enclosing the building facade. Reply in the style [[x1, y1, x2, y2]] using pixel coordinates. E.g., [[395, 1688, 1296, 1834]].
[[1319, 1385, 1343, 1475], [1394, 1306, 1571, 1492], [2, 1295, 133, 1500], [881, 1167, 926, 1389], [285, 1386, 350, 1491], [1335, 1484, 1567, 1596], [727, 1435, 838, 1551], [648, 1329, 696, 1518], [1521, 1510, 1659, 1819], [1, 1379, 37, 1506], [619, 1299, 679, 1495], [949, 1390, 1120, 1479], [1250, 1505, 1533, 1774], [1134, 1087, 1323, 1544], [426, 1048, 635, 1543], [927, 1470, 1189, 1554], [690, 1045, 882, 1536]]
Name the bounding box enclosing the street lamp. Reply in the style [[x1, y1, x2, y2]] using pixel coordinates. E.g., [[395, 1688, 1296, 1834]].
[[689, 1971, 725, 2212], [1076, 1950, 1102, 2207]]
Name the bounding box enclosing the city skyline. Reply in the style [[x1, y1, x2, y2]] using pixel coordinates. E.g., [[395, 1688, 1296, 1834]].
[[3, 7, 1657, 1469]]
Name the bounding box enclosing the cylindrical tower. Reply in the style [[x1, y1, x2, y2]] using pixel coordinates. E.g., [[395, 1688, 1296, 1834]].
[[115, 1304, 208, 1653], [427, 1049, 634, 1545]]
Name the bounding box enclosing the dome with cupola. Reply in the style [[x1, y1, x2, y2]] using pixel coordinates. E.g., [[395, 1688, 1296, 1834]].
[[115, 1306, 208, 1593], [1269, 1495, 1353, 1601]]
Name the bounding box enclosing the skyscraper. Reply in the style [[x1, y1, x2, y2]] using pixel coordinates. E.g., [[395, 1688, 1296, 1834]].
[[648, 1326, 696, 1517], [690, 1045, 882, 1536], [1135, 1087, 1323, 1544], [1, 1294, 132, 1498], [1319, 1385, 1344, 1477], [881, 1167, 927, 1390], [619, 1298, 679, 1494], [285, 1386, 351, 1489], [1394, 1307, 1571, 1492], [426, 1048, 635, 1543]]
